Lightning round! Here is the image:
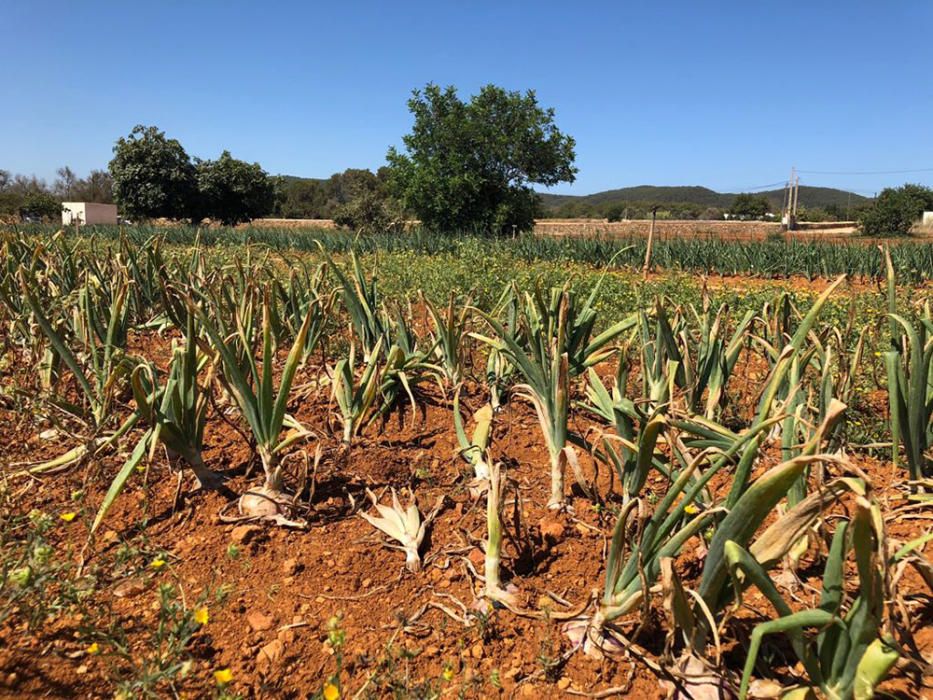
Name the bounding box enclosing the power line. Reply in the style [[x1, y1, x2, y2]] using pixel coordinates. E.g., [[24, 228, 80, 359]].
[[722, 180, 787, 192], [799, 181, 878, 195], [798, 167, 933, 175]]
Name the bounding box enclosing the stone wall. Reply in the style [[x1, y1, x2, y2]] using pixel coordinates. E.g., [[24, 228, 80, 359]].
[[533, 219, 781, 240]]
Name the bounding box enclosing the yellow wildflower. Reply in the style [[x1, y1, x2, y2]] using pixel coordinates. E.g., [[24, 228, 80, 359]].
[[684, 503, 699, 515], [86, 642, 100, 655], [323, 682, 340, 700], [442, 667, 455, 681], [194, 607, 209, 626], [213, 668, 233, 685], [150, 558, 166, 570], [60, 512, 77, 522]]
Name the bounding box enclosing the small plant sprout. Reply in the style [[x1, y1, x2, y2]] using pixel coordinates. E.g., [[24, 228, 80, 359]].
[[357, 489, 444, 572]]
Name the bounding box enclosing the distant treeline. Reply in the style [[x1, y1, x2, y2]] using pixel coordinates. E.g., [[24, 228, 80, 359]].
[[272, 169, 390, 219], [538, 198, 868, 222], [0, 167, 113, 221], [538, 185, 873, 222]]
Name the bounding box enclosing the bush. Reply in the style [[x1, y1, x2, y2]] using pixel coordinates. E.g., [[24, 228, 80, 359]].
[[333, 191, 403, 234], [859, 184, 933, 236], [19, 192, 61, 221], [606, 205, 625, 222]]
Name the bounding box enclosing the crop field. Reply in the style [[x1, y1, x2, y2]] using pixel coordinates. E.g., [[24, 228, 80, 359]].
[[1, 225, 932, 699]]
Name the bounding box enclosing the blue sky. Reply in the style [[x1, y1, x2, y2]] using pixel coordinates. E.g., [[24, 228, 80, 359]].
[[2, 1, 932, 196]]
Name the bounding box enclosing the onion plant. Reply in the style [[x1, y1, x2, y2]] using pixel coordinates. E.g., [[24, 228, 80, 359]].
[[484, 345, 515, 411], [572, 393, 846, 656], [119, 234, 164, 326], [570, 445, 836, 657], [90, 316, 222, 533], [582, 363, 669, 502], [637, 300, 687, 402], [682, 298, 754, 419], [483, 285, 521, 409], [358, 489, 444, 572], [750, 276, 846, 429], [727, 498, 898, 700], [422, 292, 470, 386], [376, 306, 444, 421], [474, 281, 636, 508], [19, 269, 139, 470], [884, 303, 933, 482], [270, 262, 333, 361], [483, 460, 518, 606], [319, 245, 385, 362], [331, 340, 383, 444], [195, 290, 314, 519]]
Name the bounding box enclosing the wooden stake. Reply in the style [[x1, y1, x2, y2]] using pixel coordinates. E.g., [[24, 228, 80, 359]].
[[643, 207, 657, 279]]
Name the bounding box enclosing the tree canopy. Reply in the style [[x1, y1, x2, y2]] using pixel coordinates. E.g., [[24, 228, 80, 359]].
[[109, 125, 198, 220], [386, 84, 576, 234], [196, 151, 275, 225], [859, 183, 933, 236], [728, 193, 770, 219], [109, 126, 274, 223]]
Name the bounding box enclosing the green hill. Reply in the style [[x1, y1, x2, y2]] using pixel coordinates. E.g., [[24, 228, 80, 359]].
[[538, 185, 868, 218]]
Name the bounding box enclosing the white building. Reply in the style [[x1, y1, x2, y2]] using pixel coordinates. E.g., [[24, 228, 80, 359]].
[[923, 211, 933, 226], [62, 202, 118, 226]]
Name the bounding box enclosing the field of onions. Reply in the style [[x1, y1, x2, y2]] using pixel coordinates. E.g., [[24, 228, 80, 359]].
[[15, 222, 933, 282], [0, 228, 931, 699]]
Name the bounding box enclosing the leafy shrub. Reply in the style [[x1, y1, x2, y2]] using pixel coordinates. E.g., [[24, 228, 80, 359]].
[[859, 183, 933, 236], [729, 193, 770, 219], [606, 204, 625, 222], [333, 191, 403, 234]]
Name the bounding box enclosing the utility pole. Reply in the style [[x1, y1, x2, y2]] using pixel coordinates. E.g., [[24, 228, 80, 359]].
[[782, 167, 799, 231], [782, 167, 794, 231]]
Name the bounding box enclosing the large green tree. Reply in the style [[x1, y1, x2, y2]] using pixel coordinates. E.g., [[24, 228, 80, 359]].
[[386, 84, 577, 234], [728, 193, 770, 219], [195, 151, 275, 225], [109, 125, 198, 220], [859, 184, 933, 236]]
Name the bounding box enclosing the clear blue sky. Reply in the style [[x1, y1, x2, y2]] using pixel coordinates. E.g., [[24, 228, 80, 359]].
[[3, 1, 932, 196]]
